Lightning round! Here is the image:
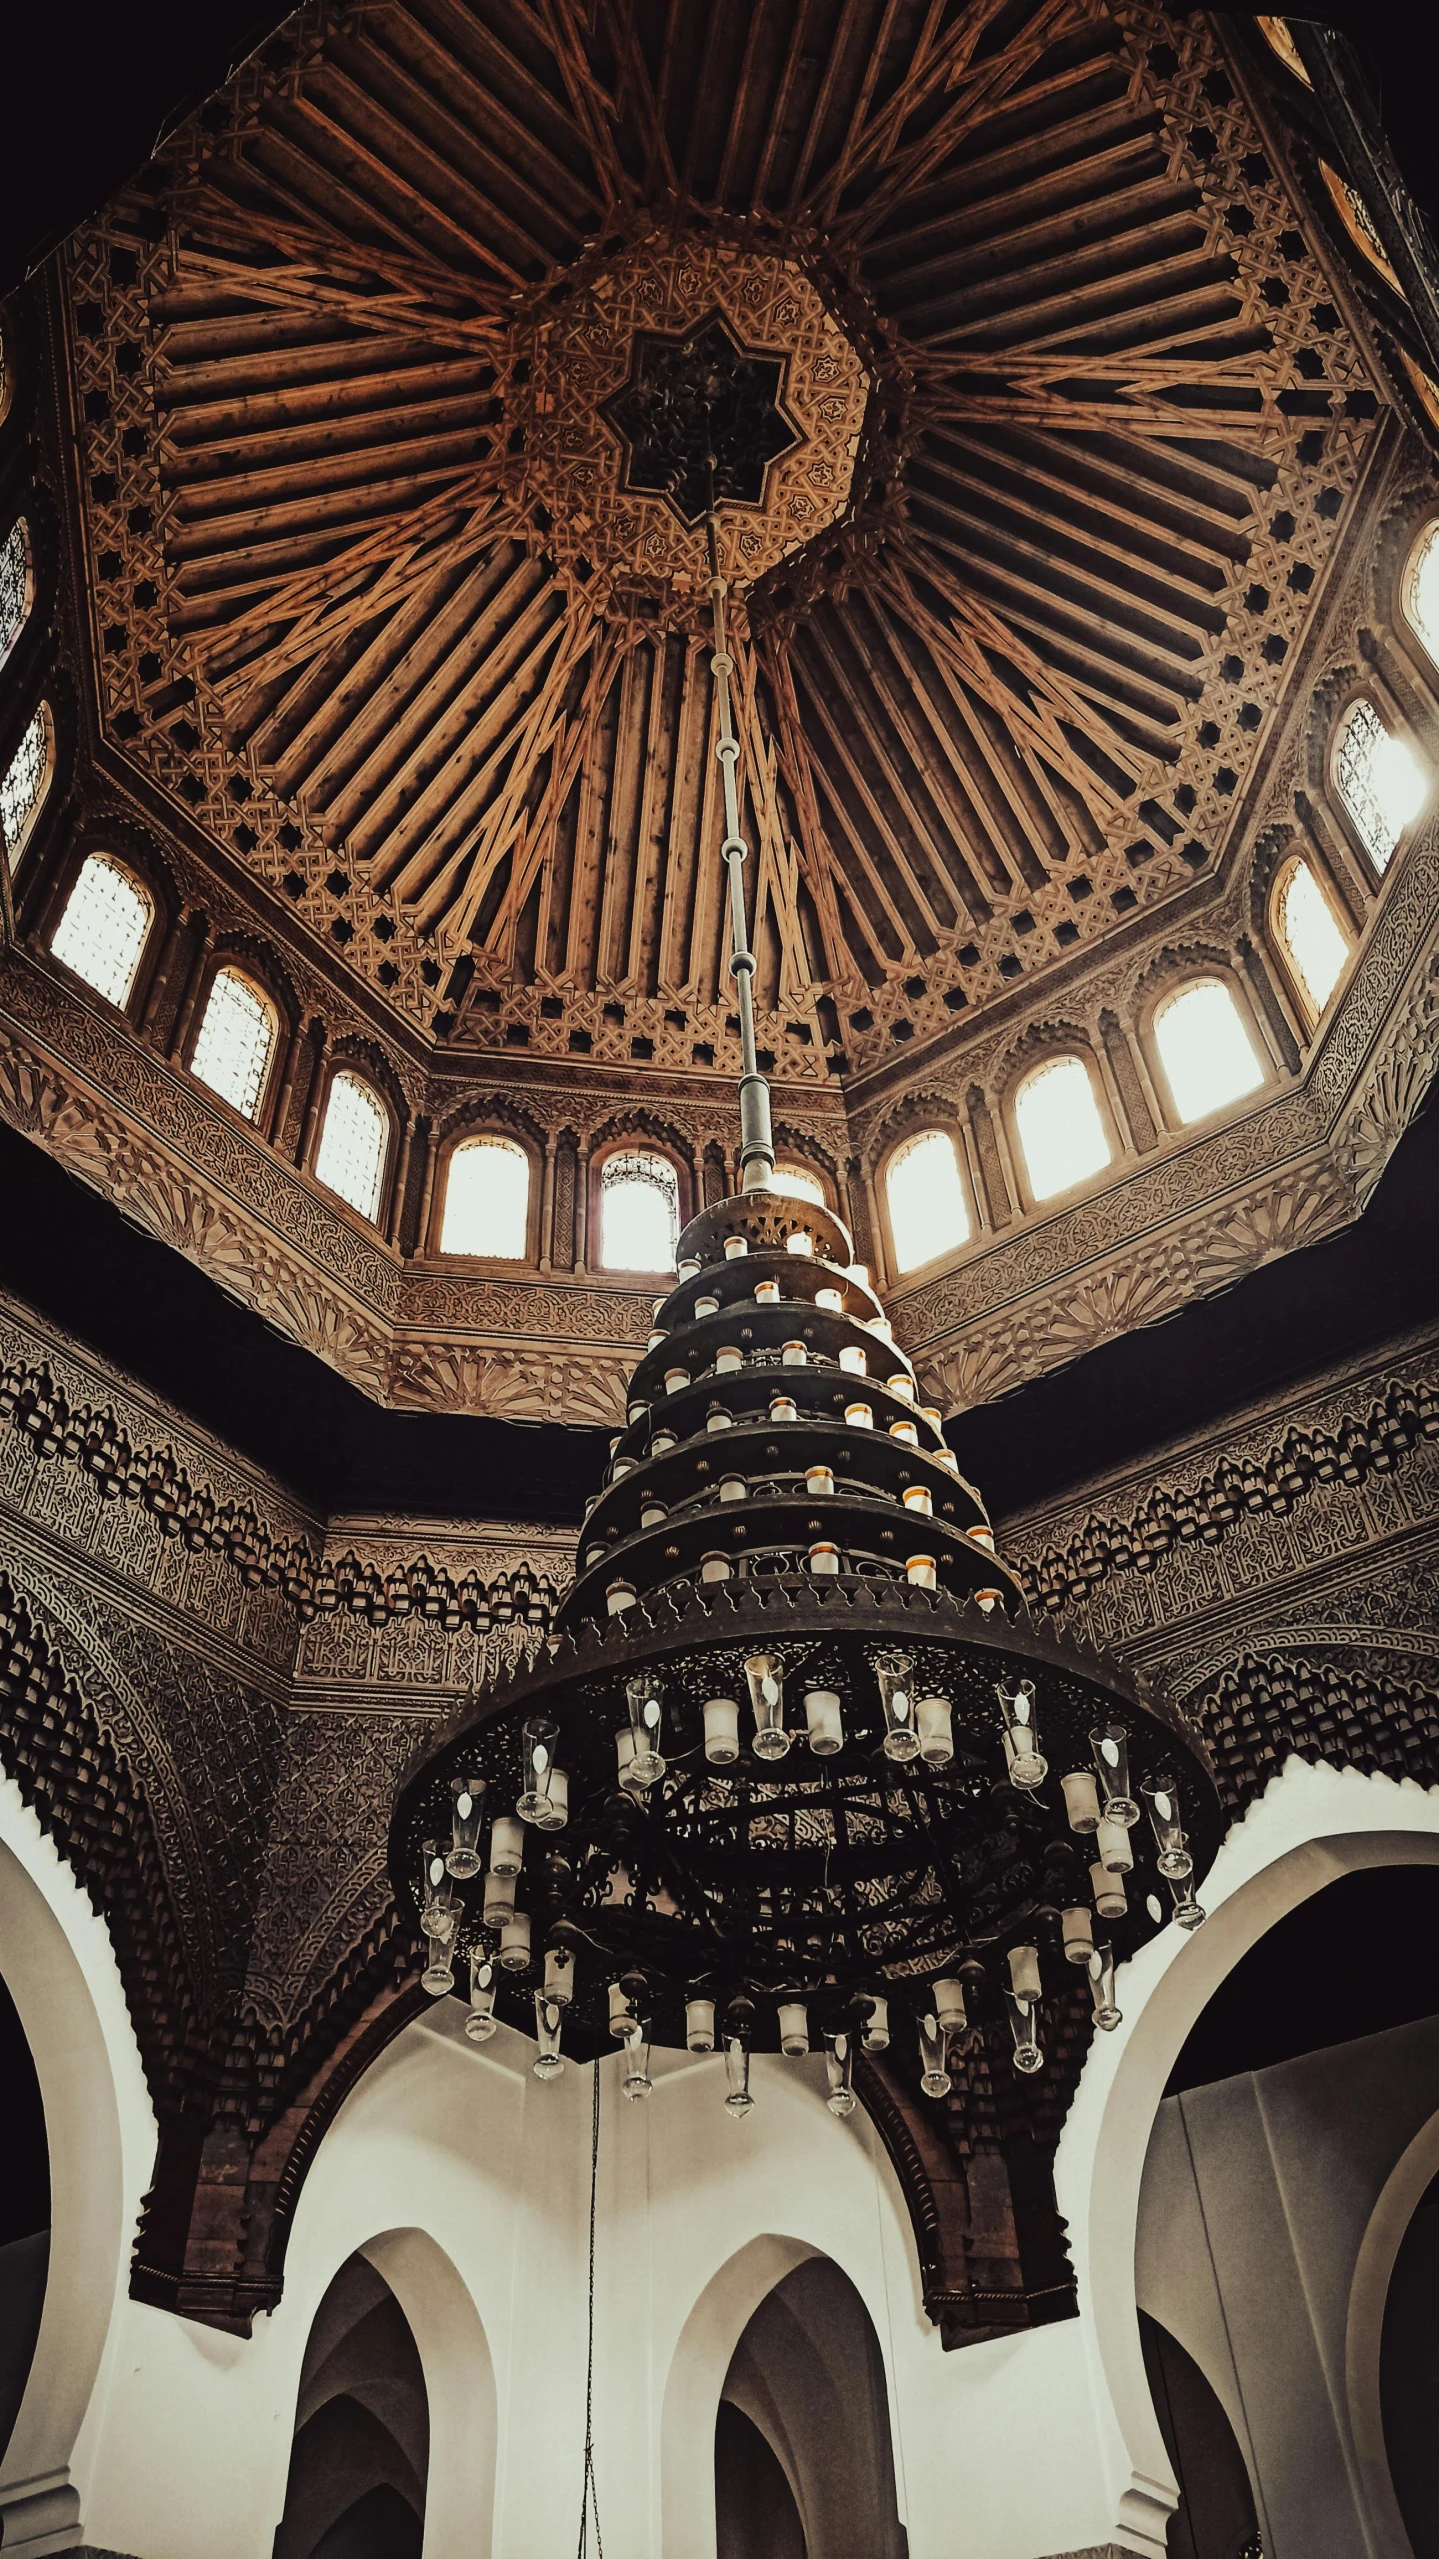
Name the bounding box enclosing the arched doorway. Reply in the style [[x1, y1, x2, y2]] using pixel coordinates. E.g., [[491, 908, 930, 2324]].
[[714, 2258, 906, 2559], [273, 2253, 428, 2559]]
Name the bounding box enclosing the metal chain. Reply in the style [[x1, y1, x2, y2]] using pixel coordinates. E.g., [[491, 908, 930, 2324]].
[[577, 2059, 605, 2559]]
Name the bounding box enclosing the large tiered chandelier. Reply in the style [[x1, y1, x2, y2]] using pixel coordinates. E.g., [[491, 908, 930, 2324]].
[[388, 331, 1223, 2118]]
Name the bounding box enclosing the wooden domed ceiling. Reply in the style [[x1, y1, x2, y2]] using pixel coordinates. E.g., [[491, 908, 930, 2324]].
[[69, 0, 1378, 1077]]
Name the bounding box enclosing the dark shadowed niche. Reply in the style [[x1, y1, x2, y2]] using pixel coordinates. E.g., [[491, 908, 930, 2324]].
[[272, 2252, 428, 2559], [715, 2258, 906, 2559], [0, 1966, 49, 2461]]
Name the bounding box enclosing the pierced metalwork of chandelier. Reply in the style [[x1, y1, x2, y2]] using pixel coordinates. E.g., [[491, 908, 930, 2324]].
[[602, 312, 802, 525]]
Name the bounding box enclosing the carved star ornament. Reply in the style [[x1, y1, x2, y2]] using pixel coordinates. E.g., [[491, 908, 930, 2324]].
[[80, 0, 1376, 1058]]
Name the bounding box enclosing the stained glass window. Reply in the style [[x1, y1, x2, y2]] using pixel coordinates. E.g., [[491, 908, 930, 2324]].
[[190, 967, 277, 1120], [49, 854, 152, 1008], [0, 520, 31, 668], [599, 1150, 679, 1271], [1013, 1055, 1112, 1202], [1154, 980, 1265, 1124], [1333, 697, 1427, 870], [0, 702, 52, 867], [440, 1135, 529, 1257], [886, 1129, 970, 1272], [1272, 857, 1350, 1018], [314, 1069, 389, 1221], [770, 1162, 827, 1207], [1402, 521, 1439, 669]]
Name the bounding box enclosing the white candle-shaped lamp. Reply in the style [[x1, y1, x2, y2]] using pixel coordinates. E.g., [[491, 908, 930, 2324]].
[[703, 1697, 741, 1763], [1060, 1770, 1101, 1835], [778, 2001, 810, 2057], [916, 1695, 954, 1766], [686, 1997, 716, 2052], [499, 1911, 532, 1972], [804, 1688, 844, 1753], [1062, 1905, 1095, 1966]]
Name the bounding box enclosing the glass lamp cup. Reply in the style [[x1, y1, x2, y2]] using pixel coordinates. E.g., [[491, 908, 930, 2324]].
[[420, 1840, 456, 1936], [625, 1673, 666, 1786], [918, 2012, 952, 2099], [861, 1995, 890, 2052], [1008, 1943, 1042, 2004], [1094, 1815, 1134, 1876], [482, 1869, 516, 1928], [1090, 1859, 1127, 1920], [845, 1401, 874, 1429], [804, 1688, 844, 1753], [1143, 1777, 1193, 1879], [651, 1429, 677, 1454], [891, 1422, 920, 1450], [706, 1406, 734, 1432], [876, 1653, 921, 1761], [904, 1551, 936, 1585], [723, 1235, 748, 1259], [888, 1372, 916, 1403], [663, 1367, 688, 1396], [695, 1294, 719, 1317], [1062, 1905, 1095, 1966], [533, 1993, 565, 2080], [1060, 1770, 1101, 1834], [465, 1955, 498, 2041], [1007, 1994, 1044, 2076], [807, 1541, 841, 1577], [628, 1401, 648, 1425], [678, 1257, 701, 1281], [1090, 1723, 1139, 1825], [746, 1654, 790, 1759], [965, 1524, 996, 1553], [724, 2037, 754, 2117], [1087, 1945, 1122, 2030], [517, 1716, 560, 1823], [754, 1280, 781, 1303], [715, 1346, 743, 1374], [816, 1288, 843, 1312], [535, 1769, 569, 1833], [686, 1997, 716, 2052], [778, 2001, 810, 2057], [903, 1485, 933, 1517], [621, 2021, 653, 2102], [719, 1474, 747, 1502], [838, 1344, 868, 1376], [616, 1726, 647, 1799], [543, 1946, 575, 2005], [785, 1232, 814, 1257], [422, 1935, 455, 1997], [825, 2032, 858, 2118], [703, 1698, 741, 1764], [607, 1580, 637, 1615], [1169, 1878, 1206, 1931], [641, 1500, 668, 1528], [499, 1912, 532, 1972], [806, 1464, 835, 1495], [446, 1776, 485, 1879], [933, 1978, 967, 2034], [916, 1696, 954, 1766], [768, 1395, 798, 1422], [700, 1551, 733, 1583], [608, 1980, 638, 2040], [782, 1340, 808, 1367], [997, 1680, 1047, 1788]]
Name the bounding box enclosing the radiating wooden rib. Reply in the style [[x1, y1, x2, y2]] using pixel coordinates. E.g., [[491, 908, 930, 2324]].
[[712, 0, 779, 207], [802, 0, 986, 226], [920, 240, 1239, 356], [534, 0, 638, 214], [866, 96, 1158, 259], [630, 636, 685, 996], [427, 605, 600, 945], [874, 555, 1146, 809], [592, 0, 678, 199], [276, 79, 531, 289], [923, 415, 1248, 588], [839, 597, 1032, 906], [772, 0, 863, 218], [171, 180, 517, 325], [653, 638, 704, 998], [729, 636, 823, 1009], [597, 644, 648, 987], [489, 622, 634, 971], [346, 13, 601, 239], [153, 248, 504, 352], [755, 636, 867, 998], [790, 624, 951, 949], [748, 0, 820, 212]]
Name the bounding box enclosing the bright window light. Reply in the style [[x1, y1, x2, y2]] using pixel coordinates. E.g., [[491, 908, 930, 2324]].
[[1333, 697, 1427, 870], [0, 701, 52, 867], [770, 1162, 827, 1207], [1274, 858, 1349, 1017], [314, 1069, 389, 1221], [600, 1151, 679, 1271], [1404, 521, 1439, 669], [190, 967, 277, 1120], [49, 854, 152, 1008], [0, 519, 31, 668], [1013, 1055, 1111, 1202], [1154, 979, 1265, 1124], [440, 1135, 530, 1257], [886, 1129, 970, 1272]]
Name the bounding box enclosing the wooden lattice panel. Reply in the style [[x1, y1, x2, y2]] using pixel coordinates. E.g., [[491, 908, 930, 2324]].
[[64, 0, 1385, 1075]]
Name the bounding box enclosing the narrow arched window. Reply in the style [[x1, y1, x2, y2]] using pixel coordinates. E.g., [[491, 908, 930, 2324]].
[[314, 1069, 389, 1221], [1153, 980, 1265, 1124], [1271, 856, 1350, 1019], [770, 1161, 827, 1208], [1333, 697, 1427, 870], [1013, 1054, 1111, 1202], [190, 967, 277, 1120], [49, 854, 153, 1008], [885, 1130, 970, 1272], [599, 1150, 679, 1271], [439, 1134, 530, 1258], [0, 520, 32, 670], [0, 701, 53, 868], [1402, 521, 1439, 669]]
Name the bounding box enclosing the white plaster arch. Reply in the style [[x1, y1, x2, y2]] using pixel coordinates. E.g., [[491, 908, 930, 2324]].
[[1056, 1756, 1439, 2558], [660, 2230, 820, 2559], [361, 2224, 499, 2559], [1345, 2107, 1439, 2558], [0, 1776, 157, 2555]]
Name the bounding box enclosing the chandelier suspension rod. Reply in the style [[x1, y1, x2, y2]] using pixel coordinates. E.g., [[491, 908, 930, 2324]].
[[704, 451, 775, 1194]]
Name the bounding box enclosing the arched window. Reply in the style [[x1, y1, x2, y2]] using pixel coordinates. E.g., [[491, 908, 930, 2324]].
[[885, 1129, 970, 1273], [49, 854, 153, 1008], [314, 1069, 389, 1221], [190, 966, 277, 1120], [1153, 979, 1265, 1124], [1013, 1054, 1111, 1202], [599, 1150, 679, 1271], [0, 520, 32, 670], [770, 1161, 827, 1207], [1333, 698, 1427, 871], [439, 1134, 530, 1258], [0, 702, 53, 869], [1402, 520, 1439, 669], [1320, 162, 1400, 290], [1271, 856, 1351, 1019]]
